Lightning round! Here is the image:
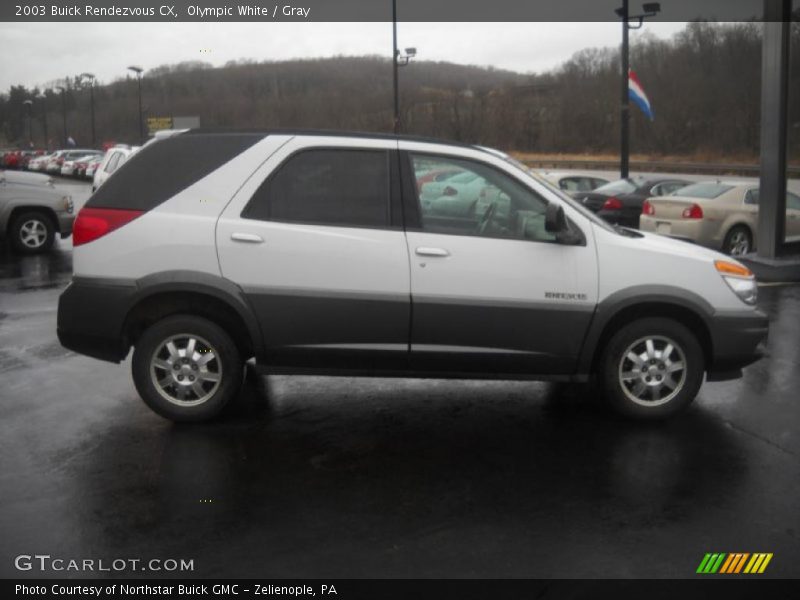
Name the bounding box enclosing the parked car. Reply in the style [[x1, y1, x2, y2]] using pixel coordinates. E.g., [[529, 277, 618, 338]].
[[57, 130, 767, 423], [414, 166, 463, 192], [1, 169, 74, 254], [28, 153, 53, 172], [574, 177, 691, 228], [3, 151, 22, 170], [61, 153, 102, 177], [84, 155, 103, 180], [46, 149, 100, 174], [92, 145, 138, 191], [539, 171, 609, 195], [640, 181, 800, 255], [19, 151, 44, 170]]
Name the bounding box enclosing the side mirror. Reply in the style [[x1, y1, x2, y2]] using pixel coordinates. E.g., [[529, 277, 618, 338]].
[[545, 203, 567, 233], [545, 203, 583, 245]]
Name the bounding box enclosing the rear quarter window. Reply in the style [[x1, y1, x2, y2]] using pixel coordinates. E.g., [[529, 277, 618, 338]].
[[87, 133, 264, 211]]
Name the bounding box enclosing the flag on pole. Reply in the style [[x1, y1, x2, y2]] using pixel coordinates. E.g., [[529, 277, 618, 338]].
[[628, 69, 654, 121]]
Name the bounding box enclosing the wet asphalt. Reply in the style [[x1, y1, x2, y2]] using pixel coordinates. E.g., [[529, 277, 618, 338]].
[[0, 180, 799, 579]]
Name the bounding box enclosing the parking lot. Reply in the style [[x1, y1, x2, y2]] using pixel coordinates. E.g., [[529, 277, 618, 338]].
[[1, 176, 799, 579]]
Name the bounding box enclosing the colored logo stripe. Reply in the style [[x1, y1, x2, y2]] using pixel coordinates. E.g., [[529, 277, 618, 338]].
[[697, 553, 773, 574], [719, 553, 750, 573], [697, 553, 726, 573], [744, 553, 773, 574]]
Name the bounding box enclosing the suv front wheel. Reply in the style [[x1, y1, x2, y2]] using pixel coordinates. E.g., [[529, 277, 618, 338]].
[[132, 315, 243, 422], [599, 317, 705, 419]]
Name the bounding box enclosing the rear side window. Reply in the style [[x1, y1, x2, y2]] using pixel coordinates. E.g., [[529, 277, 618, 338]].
[[671, 182, 733, 199], [243, 149, 390, 227], [88, 133, 264, 211]]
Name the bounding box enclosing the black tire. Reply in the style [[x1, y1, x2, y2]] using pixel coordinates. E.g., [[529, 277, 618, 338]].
[[132, 315, 244, 422], [723, 225, 752, 256], [599, 317, 704, 420], [9, 211, 55, 254]]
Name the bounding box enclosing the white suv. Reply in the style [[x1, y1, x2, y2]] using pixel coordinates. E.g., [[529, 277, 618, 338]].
[[57, 130, 768, 422], [92, 145, 139, 191]]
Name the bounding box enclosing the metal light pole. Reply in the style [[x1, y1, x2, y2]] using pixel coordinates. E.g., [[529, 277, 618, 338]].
[[391, 1, 416, 134], [22, 100, 33, 147], [127, 65, 144, 143], [81, 72, 96, 146], [615, 1, 660, 178], [392, 0, 399, 133], [55, 85, 67, 147], [37, 93, 48, 151]]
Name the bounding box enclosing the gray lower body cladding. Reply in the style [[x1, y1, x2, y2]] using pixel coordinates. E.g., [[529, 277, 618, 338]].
[[57, 277, 768, 381]]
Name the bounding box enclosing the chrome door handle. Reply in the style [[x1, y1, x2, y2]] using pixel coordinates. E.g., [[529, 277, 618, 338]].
[[231, 232, 264, 244], [415, 247, 450, 257]]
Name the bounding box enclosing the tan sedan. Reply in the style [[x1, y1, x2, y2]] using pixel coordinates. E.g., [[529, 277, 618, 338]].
[[640, 181, 800, 256]]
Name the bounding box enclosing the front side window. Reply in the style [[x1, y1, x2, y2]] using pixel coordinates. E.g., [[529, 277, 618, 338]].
[[244, 149, 389, 227], [411, 154, 556, 242]]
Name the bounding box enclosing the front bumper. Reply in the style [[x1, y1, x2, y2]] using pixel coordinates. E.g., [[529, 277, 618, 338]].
[[707, 309, 769, 378], [56, 211, 74, 238]]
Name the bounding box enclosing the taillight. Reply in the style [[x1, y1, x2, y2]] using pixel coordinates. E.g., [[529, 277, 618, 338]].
[[642, 199, 655, 216], [443, 186, 458, 196], [682, 204, 704, 219], [602, 196, 623, 210], [73, 208, 144, 246]]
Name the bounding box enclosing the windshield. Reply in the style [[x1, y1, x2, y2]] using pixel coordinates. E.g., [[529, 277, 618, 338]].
[[594, 178, 638, 195], [671, 182, 733, 199], [491, 152, 616, 232]]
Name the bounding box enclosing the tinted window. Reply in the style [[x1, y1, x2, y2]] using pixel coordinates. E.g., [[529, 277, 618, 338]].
[[88, 133, 264, 211], [673, 182, 733, 199], [244, 149, 389, 227], [788, 192, 800, 211], [411, 154, 556, 242]]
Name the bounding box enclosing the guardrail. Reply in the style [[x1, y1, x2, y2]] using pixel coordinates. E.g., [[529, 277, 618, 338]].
[[520, 158, 800, 178]]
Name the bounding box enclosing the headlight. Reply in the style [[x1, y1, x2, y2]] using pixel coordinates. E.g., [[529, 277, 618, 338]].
[[715, 260, 757, 305], [63, 195, 74, 214]]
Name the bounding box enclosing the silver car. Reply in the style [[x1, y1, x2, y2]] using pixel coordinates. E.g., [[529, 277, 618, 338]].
[[1, 170, 74, 254]]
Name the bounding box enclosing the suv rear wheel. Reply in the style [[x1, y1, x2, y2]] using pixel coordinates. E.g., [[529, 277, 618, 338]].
[[10, 210, 55, 254], [599, 317, 704, 419], [132, 315, 243, 422]]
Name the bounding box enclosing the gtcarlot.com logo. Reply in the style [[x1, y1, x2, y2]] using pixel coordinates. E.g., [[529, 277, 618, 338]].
[[14, 554, 194, 573], [696, 553, 773, 574]]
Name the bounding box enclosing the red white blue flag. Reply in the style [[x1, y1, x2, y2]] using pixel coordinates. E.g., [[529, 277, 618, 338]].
[[628, 69, 654, 121]]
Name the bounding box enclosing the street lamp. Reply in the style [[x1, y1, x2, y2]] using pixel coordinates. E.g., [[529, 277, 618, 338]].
[[22, 100, 33, 147], [36, 93, 49, 151], [392, 0, 417, 134], [55, 85, 67, 147], [127, 65, 144, 143], [80, 72, 96, 147], [615, 1, 660, 178]]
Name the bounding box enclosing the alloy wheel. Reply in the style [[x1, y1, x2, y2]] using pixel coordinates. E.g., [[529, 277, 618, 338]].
[[618, 335, 687, 407], [149, 334, 222, 406]]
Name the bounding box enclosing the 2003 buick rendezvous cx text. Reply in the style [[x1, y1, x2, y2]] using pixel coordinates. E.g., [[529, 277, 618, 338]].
[[57, 130, 768, 422]]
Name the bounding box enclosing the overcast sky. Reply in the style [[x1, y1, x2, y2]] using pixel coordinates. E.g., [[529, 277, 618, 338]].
[[0, 21, 688, 91]]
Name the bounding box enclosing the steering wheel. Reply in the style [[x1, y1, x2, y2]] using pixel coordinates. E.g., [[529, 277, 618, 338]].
[[476, 202, 497, 235]]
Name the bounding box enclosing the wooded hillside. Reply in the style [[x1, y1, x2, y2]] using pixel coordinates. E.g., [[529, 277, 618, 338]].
[[2, 21, 799, 162]]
